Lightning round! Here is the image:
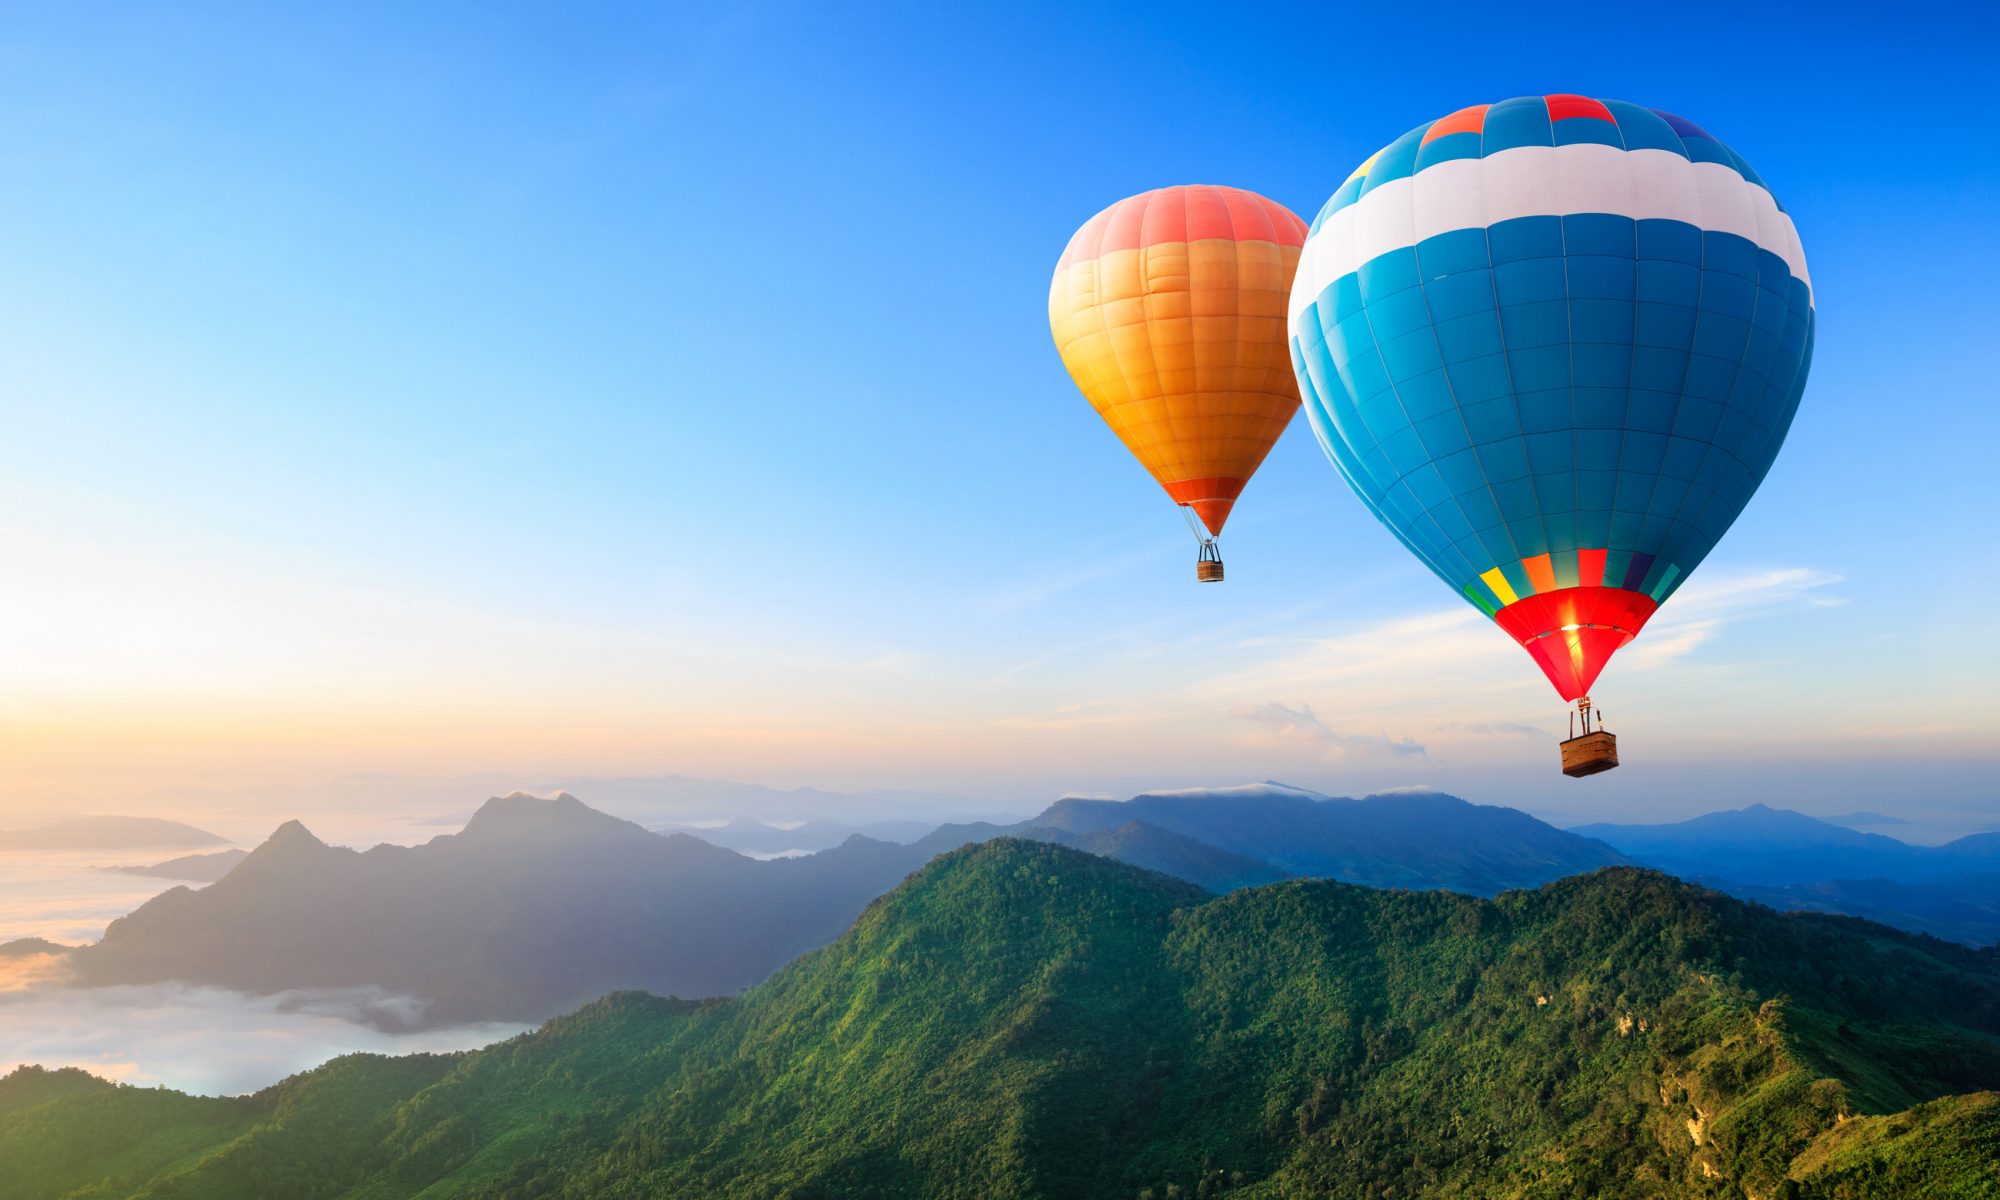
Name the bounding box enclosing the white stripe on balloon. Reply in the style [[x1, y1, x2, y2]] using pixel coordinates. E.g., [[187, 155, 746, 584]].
[[1288, 143, 1812, 331]]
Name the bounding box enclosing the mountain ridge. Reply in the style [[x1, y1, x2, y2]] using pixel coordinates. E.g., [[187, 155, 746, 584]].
[[3, 841, 1995, 1198], [0, 816, 229, 852]]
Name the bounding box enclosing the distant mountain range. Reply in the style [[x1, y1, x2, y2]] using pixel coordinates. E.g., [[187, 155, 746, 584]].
[[50, 793, 930, 1026], [954, 782, 1625, 896], [7, 785, 1626, 1024], [0, 816, 228, 852], [1572, 803, 2000, 886], [650, 815, 937, 855], [100, 848, 249, 882], [5, 842, 1995, 1198], [1573, 804, 2000, 945]]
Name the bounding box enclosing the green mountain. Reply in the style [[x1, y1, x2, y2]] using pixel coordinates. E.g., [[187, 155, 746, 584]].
[[6, 840, 1998, 1198]]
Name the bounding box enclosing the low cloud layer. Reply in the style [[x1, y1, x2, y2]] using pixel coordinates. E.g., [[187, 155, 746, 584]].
[[0, 982, 526, 1096]]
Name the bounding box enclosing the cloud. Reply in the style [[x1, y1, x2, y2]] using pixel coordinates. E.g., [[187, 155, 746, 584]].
[[1231, 702, 1426, 762], [1621, 567, 1843, 670], [0, 983, 527, 1097], [1445, 721, 1548, 738], [0, 951, 75, 993]]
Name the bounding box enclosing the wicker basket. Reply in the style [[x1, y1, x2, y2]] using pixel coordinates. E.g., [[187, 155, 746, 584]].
[[1196, 559, 1225, 583], [1559, 730, 1619, 777]]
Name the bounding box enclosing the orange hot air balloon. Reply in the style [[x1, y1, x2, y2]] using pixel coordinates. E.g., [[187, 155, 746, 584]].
[[1049, 185, 1308, 582]]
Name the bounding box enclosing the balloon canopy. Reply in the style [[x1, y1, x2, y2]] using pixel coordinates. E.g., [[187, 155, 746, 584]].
[[1051, 185, 1307, 537], [1288, 96, 1813, 699]]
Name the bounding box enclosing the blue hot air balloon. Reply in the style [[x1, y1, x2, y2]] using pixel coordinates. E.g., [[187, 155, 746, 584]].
[[1288, 95, 1813, 774]]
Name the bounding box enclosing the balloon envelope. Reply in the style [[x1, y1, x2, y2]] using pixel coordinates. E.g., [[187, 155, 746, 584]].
[[1288, 96, 1813, 699], [1052, 185, 1307, 535]]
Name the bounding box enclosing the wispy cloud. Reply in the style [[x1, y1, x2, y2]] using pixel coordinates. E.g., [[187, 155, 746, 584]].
[[1445, 720, 1549, 738], [1621, 567, 1843, 670], [1231, 701, 1427, 761], [0, 951, 75, 993]]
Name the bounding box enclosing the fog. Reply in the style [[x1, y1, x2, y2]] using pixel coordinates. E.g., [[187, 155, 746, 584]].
[[0, 850, 184, 945], [0, 847, 526, 1096], [0, 978, 527, 1096]]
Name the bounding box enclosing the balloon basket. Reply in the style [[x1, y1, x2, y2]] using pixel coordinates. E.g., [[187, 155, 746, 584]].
[[1559, 730, 1619, 777], [1560, 696, 1618, 777], [1195, 536, 1224, 583]]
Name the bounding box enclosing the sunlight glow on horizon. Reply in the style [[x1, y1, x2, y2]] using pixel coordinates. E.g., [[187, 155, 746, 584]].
[[1, 4, 1995, 827]]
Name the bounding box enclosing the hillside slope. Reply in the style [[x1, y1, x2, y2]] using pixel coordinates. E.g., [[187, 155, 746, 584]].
[[6, 842, 1997, 1199]]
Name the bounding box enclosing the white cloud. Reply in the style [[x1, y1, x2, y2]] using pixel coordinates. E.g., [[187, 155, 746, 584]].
[[1231, 701, 1427, 762], [0, 983, 526, 1097], [1621, 568, 1843, 670]]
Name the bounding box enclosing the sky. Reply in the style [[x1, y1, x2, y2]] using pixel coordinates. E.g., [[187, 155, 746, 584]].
[[2, 0, 1997, 831]]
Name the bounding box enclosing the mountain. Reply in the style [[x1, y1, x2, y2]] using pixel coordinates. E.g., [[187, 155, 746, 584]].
[[5, 841, 1997, 1198], [39, 787, 1629, 1024], [66, 793, 935, 1026], [1718, 874, 2000, 947], [654, 815, 937, 855], [1572, 803, 1974, 886], [1571, 806, 2000, 945], [1823, 810, 1912, 829], [1024, 818, 1289, 892], [100, 848, 250, 882], [0, 816, 227, 852], [931, 782, 1627, 896]]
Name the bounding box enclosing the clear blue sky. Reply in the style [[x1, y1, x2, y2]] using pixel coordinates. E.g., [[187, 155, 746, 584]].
[[2, 1, 1996, 827]]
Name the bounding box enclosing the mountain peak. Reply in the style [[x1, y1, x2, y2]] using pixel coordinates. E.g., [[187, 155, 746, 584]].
[[459, 791, 644, 842], [264, 819, 327, 850]]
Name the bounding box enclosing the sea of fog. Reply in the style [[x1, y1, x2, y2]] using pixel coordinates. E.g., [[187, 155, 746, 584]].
[[0, 846, 529, 1096]]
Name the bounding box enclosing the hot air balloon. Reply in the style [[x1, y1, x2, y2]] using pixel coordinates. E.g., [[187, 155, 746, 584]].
[[1287, 96, 1813, 775], [1051, 185, 1308, 582]]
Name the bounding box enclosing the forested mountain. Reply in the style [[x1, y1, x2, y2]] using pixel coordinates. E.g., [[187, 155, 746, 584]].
[[5, 841, 1996, 1199]]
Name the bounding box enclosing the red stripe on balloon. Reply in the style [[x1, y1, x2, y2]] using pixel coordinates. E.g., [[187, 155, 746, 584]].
[[1492, 586, 1660, 701], [1545, 93, 1615, 123]]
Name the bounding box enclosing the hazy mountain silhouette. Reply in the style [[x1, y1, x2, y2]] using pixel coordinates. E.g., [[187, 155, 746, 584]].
[[7, 842, 1997, 1198], [1721, 874, 2000, 946], [651, 816, 936, 854], [39, 787, 1628, 1023], [922, 782, 1625, 896], [1571, 805, 2000, 945], [101, 848, 249, 882], [1572, 803, 1919, 883], [0, 816, 227, 852], [67, 793, 935, 1026]]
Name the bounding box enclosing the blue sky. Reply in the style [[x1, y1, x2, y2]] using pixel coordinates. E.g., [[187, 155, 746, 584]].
[[1, 1, 1996, 827]]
